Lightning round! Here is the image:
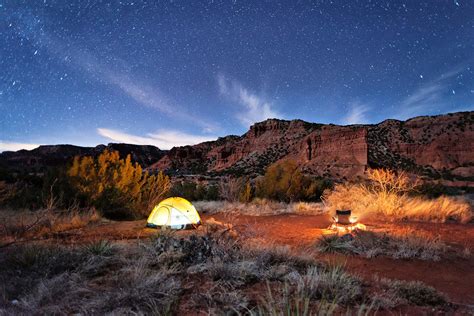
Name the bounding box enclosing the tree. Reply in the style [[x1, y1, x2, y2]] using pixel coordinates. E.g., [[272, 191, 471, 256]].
[[256, 159, 331, 202], [68, 150, 170, 219]]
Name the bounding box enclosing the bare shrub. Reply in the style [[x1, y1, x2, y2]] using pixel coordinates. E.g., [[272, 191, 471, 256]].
[[322, 168, 473, 223], [218, 177, 245, 202]]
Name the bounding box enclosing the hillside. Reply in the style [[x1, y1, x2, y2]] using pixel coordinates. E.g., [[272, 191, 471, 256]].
[[148, 111, 474, 183], [0, 143, 165, 172], [2, 112, 473, 184]]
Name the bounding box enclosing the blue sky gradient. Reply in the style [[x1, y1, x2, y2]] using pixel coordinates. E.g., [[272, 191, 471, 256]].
[[1, 0, 473, 151]]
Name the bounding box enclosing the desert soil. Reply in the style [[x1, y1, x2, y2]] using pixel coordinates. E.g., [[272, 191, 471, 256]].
[[31, 213, 474, 307]]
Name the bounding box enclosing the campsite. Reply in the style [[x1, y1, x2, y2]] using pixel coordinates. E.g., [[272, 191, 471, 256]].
[[1, 158, 473, 314], [2, 1, 474, 315]]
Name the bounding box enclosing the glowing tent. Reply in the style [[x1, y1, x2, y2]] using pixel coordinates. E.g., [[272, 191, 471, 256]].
[[146, 197, 201, 229]]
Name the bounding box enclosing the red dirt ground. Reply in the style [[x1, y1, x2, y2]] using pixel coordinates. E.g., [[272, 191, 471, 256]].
[[23, 213, 474, 307]]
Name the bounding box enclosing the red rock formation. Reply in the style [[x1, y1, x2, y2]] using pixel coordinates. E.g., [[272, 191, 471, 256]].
[[147, 111, 474, 182]]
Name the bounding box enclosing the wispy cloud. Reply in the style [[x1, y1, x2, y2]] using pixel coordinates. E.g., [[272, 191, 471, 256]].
[[342, 101, 370, 125], [97, 128, 216, 150], [218, 74, 281, 126], [0, 141, 39, 152], [397, 67, 464, 119]]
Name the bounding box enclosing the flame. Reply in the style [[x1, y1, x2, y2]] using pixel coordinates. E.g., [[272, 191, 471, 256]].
[[328, 219, 366, 234]]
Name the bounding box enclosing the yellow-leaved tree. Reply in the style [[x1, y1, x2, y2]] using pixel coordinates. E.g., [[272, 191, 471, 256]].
[[68, 150, 170, 219]]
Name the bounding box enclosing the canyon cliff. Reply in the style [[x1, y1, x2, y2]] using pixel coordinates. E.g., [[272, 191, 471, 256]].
[[148, 111, 474, 183]]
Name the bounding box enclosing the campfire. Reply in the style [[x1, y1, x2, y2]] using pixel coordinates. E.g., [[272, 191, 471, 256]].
[[329, 209, 366, 234]]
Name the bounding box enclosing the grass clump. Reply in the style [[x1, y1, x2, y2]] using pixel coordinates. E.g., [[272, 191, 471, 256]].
[[84, 240, 115, 256], [381, 279, 446, 306], [316, 229, 447, 261]]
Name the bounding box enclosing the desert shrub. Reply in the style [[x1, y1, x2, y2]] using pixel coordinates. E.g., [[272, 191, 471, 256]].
[[322, 168, 472, 223], [255, 265, 364, 314], [292, 265, 363, 305], [381, 279, 446, 306], [190, 284, 249, 314], [256, 160, 332, 202], [0, 241, 181, 315], [171, 180, 219, 201], [1, 167, 80, 210], [316, 229, 447, 261], [218, 176, 245, 202], [194, 199, 326, 216], [68, 150, 170, 219], [84, 240, 115, 256], [255, 282, 337, 316], [0, 245, 88, 303]]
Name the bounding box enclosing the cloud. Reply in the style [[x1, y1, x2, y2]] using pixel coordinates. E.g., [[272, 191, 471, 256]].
[[218, 74, 281, 126], [397, 67, 464, 119], [0, 141, 39, 152], [342, 102, 370, 125], [97, 128, 216, 150]]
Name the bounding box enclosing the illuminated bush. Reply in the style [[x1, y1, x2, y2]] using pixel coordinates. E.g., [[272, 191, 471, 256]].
[[322, 168, 472, 223], [68, 150, 170, 219]]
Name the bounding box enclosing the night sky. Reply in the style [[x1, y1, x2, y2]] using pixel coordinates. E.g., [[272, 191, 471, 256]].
[[1, 0, 473, 152]]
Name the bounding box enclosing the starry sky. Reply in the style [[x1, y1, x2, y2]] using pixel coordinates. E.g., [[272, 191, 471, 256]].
[[1, 0, 473, 151]]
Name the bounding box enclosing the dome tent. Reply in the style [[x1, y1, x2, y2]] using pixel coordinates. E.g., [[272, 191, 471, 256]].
[[146, 197, 201, 229]]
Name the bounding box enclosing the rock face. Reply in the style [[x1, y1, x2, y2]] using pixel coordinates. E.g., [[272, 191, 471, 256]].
[[148, 111, 474, 182], [0, 143, 166, 172]]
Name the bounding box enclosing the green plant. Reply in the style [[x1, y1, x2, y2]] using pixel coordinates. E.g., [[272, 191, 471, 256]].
[[85, 240, 115, 256], [256, 160, 332, 202], [68, 150, 170, 219]]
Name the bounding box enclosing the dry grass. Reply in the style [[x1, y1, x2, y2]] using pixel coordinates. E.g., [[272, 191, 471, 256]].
[[379, 278, 446, 306], [316, 229, 447, 261], [0, 208, 100, 244], [194, 199, 326, 216], [0, 223, 451, 314], [323, 183, 472, 224]]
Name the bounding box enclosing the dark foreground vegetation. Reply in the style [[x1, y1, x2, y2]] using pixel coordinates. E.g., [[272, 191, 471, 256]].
[[0, 223, 451, 315]]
